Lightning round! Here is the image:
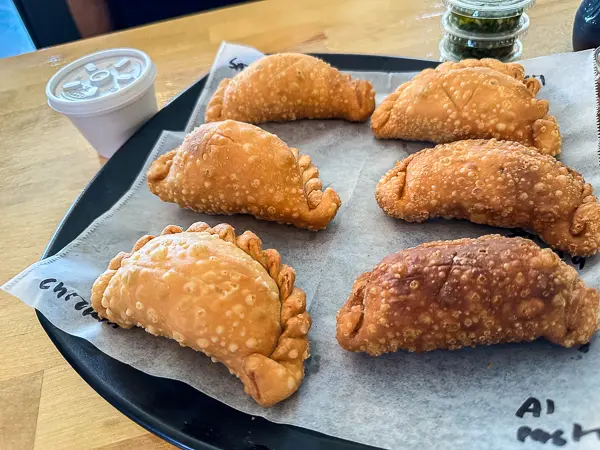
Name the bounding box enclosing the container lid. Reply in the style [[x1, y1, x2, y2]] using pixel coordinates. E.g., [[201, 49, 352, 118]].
[[444, 0, 536, 18], [46, 48, 156, 116], [442, 11, 528, 48], [439, 36, 523, 62]]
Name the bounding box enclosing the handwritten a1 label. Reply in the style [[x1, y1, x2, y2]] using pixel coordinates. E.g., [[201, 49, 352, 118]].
[[515, 397, 555, 418], [515, 397, 600, 446]]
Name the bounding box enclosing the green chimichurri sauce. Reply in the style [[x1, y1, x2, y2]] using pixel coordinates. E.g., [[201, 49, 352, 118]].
[[449, 11, 523, 33], [446, 40, 516, 60]]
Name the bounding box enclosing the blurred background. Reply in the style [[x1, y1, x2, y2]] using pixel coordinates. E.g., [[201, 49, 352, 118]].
[[1, 0, 251, 58], [2, 0, 599, 60]]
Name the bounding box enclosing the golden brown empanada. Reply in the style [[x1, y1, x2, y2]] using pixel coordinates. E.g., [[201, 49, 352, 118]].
[[91, 222, 311, 407], [371, 63, 560, 155], [435, 59, 542, 94], [147, 120, 341, 230], [205, 53, 375, 124], [437, 59, 523, 80], [376, 139, 600, 256], [337, 235, 599, 355]]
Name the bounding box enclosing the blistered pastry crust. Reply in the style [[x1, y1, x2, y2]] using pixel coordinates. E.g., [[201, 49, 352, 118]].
[[147, 120, 341, 230], [91, 222, 311, 407], [371, 62, 560, 155], [375, 139, 600, 256], [336, 235, 598, 355], [205, 53, 375, 124], [437, 59, 525, 81]]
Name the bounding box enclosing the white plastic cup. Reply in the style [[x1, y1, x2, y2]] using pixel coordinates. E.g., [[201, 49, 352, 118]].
[[46, 48, 158, 159]]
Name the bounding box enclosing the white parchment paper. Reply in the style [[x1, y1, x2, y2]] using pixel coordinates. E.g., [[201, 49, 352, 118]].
[[4, 43, 600, 450]]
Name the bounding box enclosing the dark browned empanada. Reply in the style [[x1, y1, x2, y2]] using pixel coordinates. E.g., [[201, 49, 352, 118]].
[[337, 235, 598, 355]]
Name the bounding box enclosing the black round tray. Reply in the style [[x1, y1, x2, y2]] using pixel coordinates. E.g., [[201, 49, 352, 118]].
[[38, 53, 438, 450]]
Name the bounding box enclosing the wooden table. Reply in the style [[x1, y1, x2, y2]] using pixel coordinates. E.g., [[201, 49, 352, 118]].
[[0, 0, 581, 448]]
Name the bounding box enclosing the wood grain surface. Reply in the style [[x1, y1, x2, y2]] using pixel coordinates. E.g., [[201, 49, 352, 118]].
[[0, 0, 582, 448]]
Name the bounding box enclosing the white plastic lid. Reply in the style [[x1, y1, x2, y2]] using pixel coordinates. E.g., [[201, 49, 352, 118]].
[[46, 48, 156, 117], [444, 0, 535, 18]]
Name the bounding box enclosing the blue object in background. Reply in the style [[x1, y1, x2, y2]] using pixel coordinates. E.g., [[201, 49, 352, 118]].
[[573, 0, 600, 51], [0, 0, 35, 58]]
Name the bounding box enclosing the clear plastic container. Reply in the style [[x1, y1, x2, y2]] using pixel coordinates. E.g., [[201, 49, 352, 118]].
[[444, 0, 536, 31], [440, 9, 529, 61], [440, 37, 523, 62]]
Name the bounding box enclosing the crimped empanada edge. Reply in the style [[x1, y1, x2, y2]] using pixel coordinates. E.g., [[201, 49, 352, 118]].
[[90, 221, 311, 407]]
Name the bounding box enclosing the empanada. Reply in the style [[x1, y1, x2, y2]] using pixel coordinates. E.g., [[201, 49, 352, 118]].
[[91, 222, 311, 407], [437, 59, 525, 77], [435, 59, 542, 94], [147, 120, 341, 230], [336, 235, 598, 355], [205, 53, 375, 124], [371, 63, 560, 155], [376, 139, 600, 256]]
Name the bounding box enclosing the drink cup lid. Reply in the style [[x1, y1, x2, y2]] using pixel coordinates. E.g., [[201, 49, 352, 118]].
[[444, 0, 536, 18], [46, 48, 156, 117]]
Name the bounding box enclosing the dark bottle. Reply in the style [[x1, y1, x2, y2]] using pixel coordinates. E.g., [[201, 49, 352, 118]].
[[573, 0, 600, 51]]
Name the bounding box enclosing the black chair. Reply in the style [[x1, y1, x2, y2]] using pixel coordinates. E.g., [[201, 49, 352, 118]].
[[13, 0, 80, 48], [14, 0, 250, 49]]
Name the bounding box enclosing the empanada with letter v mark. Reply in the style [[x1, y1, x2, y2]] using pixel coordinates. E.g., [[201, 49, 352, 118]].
[[371, 60, 561, 156]]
